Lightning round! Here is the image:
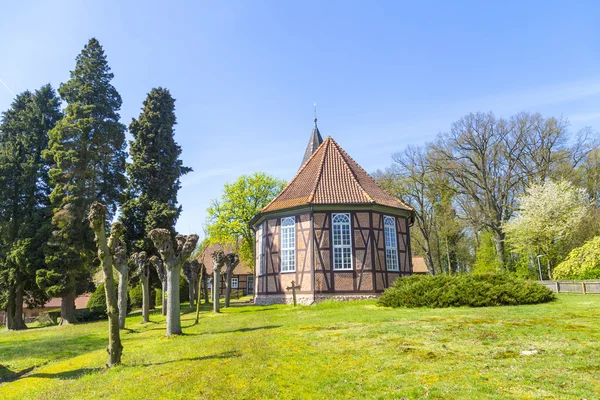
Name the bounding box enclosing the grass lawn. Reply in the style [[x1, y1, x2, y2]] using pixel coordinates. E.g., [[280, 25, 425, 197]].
[[0, 294, 599, 399]]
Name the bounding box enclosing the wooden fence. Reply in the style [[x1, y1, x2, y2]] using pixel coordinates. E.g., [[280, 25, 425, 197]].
[[538, 280, 600, 294]]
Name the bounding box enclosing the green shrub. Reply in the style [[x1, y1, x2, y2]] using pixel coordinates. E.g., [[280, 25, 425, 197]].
[[378, 273, 555, 308], [153, 278, 190, 307], [87, 282, 132, 318], [155, 288, 163, 307], [129, 283, 143, 309], [554, 236, 600, 280]]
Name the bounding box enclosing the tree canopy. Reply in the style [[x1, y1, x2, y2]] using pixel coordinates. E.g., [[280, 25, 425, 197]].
[[0, 85, 62, 329], [121, 87, 191, 255], [206, 172, 285, 268], [37, 38, 127, 323]]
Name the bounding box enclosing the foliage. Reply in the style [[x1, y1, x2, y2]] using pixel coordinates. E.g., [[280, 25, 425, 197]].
[[1, 295, 599, 399], [120, 87, 190, 255], [129, 283, 143, 309], [0, 85, 62, 326], [473, 231, 502, 273], [206, 172, 286, 268], [377, 273, 555, 308], [38, 38, 126, 311], [87, 282, 132, 318], [504, 180, 590, 275], [553, 236, 600, 279]]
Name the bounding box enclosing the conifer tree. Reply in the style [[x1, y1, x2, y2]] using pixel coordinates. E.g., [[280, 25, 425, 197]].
[[0, 85, 62, 330], [37, 38, 126, 324], [121, 87, 191, 254]]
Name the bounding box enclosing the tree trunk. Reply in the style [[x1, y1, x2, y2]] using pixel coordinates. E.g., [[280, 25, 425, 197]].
[[213, 269, 221, 313], [547, 258, 552, 280], [203, 276, 210, 304], [12, 286, 27, 330], [141, 274, 150, 323], [166, 266, 182, 336], [103, 268, 122, 366], [161, 279, 167, 316], [89, 203, 123, 367], [188, 281, 195, 308], [194, 269, 203, 325], [5, 287, 15, 330], [493, 230, 506, 268], [59, 290, 76, 325], [117, 269, 128, 329], [224, 267, 233, 308]]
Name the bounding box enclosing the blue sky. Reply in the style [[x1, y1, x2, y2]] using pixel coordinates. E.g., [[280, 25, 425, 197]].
[[1, 1, 599, 236]]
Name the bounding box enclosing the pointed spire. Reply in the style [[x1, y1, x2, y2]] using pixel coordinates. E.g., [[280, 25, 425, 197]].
[[301, 117, 324, 167]]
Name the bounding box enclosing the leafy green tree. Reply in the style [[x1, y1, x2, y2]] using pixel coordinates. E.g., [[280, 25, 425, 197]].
[[37, 38, 127, 324], [121, 87, 191, 255], [0, 85, 62, 329], [554, 236, 600, 279], [504, 180, 590, 278], [206, 173, 286, 268]]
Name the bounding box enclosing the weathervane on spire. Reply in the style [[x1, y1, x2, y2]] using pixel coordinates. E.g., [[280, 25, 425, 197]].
[[314, 103, 317, 123]]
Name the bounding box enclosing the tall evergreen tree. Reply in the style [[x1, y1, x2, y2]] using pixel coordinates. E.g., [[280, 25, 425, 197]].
[[121, 87, 191, 255], [0, 85, 62, 330], [37, 38, 127, 324]]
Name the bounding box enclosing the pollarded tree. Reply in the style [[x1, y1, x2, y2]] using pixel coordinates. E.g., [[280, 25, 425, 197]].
[[504, 180, 590, 278], [211, 250, 226, 313], [182, 259, 201, 307], [149, 229, 198, 336], [110, 222, 128, 329], [130, 252, 151, 323], [224, 253, 239, 307], [150, 255, 167, 316], [207, 173, 285, 269], [0, 85, 62, 330], [38, 38, 126, 324], [88, 202, 122, 367]]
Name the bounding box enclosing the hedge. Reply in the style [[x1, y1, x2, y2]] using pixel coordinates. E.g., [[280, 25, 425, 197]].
[[378, 273, 555, 308]]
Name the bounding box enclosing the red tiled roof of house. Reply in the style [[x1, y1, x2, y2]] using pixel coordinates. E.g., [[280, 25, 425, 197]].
[[198, 242, 253, 275], [262, 137, 412, 213], [39, 293, 91, 310]]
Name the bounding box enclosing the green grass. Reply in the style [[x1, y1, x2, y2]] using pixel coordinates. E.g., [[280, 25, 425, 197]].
[[1, 294, 599, 399]]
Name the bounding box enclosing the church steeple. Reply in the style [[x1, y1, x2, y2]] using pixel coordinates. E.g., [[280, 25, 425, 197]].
[[301, 117, 323, 167]]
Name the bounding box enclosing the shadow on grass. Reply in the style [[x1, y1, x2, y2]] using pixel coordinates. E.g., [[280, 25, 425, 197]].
[[25, 367, 103, 380], [182, 325, 281, 336], [139, 350, 241, 367], [0, 365, 35, 383]]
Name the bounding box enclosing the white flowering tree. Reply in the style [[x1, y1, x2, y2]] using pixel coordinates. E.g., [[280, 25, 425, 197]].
[[504, 180, 590, 278]]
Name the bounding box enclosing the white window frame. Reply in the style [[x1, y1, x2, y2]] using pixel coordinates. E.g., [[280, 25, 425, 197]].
[[280, 216, 296, 273], [384, 215, 399, 271], [332, 213, 353, 270], [257, 224, 264, 275], [231, 277, 239, 289]]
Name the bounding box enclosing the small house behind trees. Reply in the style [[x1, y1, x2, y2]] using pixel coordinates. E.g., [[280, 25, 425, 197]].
[[199, 243, 254, 296], [250, 119, 415, 304]]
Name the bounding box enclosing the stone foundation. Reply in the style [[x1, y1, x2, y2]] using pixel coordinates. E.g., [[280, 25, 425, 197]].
[[254, 293, 380, 305]]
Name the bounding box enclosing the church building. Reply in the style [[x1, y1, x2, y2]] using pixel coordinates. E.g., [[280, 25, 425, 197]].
[[251, 119, 414, 304]]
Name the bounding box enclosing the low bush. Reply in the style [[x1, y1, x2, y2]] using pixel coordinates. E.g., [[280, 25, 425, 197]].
[[378, 273, 555, 308], [129, 283, 143, 309], [87, 282, 132, 319]]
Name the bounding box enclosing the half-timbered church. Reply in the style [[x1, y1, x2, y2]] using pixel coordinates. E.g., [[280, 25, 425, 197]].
[[251, 118, 414, 304]]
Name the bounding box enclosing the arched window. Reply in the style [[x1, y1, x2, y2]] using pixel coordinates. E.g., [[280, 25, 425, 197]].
[[280, 217, 295, 272], [257, 224, 264, 275], [332, 213, 352, 270], [384, 216, 399, 271]]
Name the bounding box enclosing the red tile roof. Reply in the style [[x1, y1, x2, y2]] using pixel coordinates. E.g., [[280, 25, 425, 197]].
[[262, 137, 412, 213]]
